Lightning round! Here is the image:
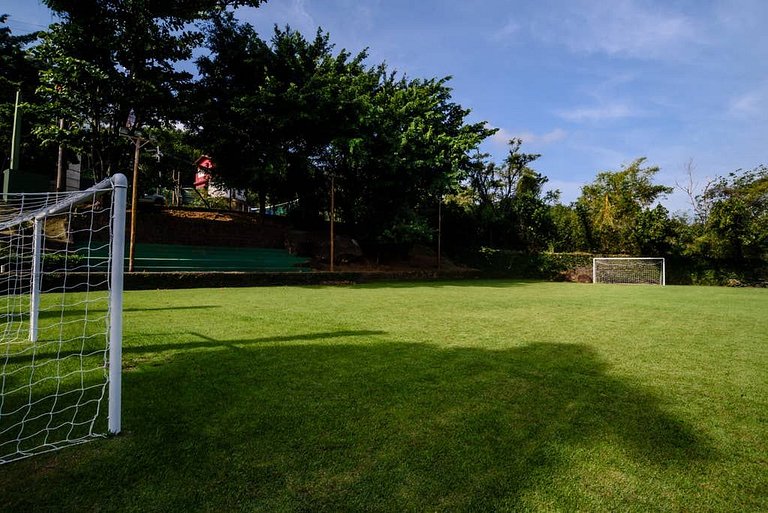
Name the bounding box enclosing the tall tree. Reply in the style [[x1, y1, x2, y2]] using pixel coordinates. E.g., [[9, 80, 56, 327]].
[[31, 0, 265, 183], [460, 138, 554, 250], [195, 19, 373, 218], [0, 15, 54, 177], [335, 72, 494, 245], [195, 18, 493, 246], [193, 12, 274, 210], [691, 166, 768, 261], [549, 203, 587, 252], [576, 158, 672, 254]]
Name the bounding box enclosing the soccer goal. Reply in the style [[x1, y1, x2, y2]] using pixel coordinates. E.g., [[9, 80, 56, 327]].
[[592, 257, 666, 286], [0, 174, 127, 464]]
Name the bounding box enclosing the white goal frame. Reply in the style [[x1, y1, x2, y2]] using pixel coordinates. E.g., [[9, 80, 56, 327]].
[[592, 257, 666, 286], [0, 174, 127, 464]]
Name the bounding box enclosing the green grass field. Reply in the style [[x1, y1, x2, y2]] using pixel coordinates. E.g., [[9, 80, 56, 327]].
[[1, 281, 766, 512]]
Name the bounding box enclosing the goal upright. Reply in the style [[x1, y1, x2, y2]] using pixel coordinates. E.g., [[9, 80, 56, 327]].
[[592, 257, 666, 286]]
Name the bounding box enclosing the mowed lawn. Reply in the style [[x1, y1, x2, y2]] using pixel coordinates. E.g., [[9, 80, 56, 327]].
[[1, 281, 766, 512]]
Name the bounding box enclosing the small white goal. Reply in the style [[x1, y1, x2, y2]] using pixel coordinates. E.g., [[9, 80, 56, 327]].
[[592, 257, 665, 286]]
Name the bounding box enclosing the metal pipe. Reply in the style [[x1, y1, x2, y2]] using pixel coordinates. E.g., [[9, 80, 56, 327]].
[[108, 173, 127, 434]]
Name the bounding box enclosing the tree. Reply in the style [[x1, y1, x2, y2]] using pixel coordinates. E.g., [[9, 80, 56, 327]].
[[576, 158, 672, 254], [193, 12, 274, 211], [0, 15, 54, 178], [459, 138, 554, 250], [691, 166, 768, 261], [335, 72, 494, 246], [194, 17, 493, 247], [549, 203, 587, 252], [194, 18, 379, 220], [631, 204, 676, 255], [31, 0, 265, 183], [140, 125, 200, 196], [675, 158, 715, 224]]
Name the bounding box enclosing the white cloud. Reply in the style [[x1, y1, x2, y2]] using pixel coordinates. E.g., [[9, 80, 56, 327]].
[[491, 19, 520, 42], [547, 179, 586, 204], [728, 85, 768, 119], [730, 93, 759, 115], [532, 0, 700, 59], [237, 0, 317, 35], [558, 103, 636, 122], [521, 128, 568, 145], [490, 128, 514, 146], [576, 144, 633, 172], [490, 127, 567, 146]]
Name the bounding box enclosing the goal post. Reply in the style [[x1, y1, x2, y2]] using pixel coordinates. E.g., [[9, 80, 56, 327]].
[[0, 174, 127, 464], [592, 257, 666, 286]]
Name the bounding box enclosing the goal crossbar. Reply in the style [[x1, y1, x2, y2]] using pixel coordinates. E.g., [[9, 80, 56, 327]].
[[0, 177, 123, 231]]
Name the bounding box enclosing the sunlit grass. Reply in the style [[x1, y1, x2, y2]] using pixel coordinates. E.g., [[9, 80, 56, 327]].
[[1, 281, 766, 512]]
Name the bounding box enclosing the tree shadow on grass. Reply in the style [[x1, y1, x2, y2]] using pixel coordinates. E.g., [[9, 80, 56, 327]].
[[0, 331, 387, 367], [35, 304, 221, 321], [0, 338, 716, 512]]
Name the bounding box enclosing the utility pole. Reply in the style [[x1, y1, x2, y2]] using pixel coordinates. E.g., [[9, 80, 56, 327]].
[[437, 194, 442, 271], [3, 90, 22, 201], [123, 132, 151, 272], [330, 175, 335, 272]]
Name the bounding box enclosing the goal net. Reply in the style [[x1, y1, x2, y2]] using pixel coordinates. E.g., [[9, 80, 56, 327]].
[[592, 257, 665, 286], [0, 174, 127, 464]]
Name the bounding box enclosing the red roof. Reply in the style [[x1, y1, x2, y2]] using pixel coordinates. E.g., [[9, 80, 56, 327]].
[[195, 155, 214, 169]]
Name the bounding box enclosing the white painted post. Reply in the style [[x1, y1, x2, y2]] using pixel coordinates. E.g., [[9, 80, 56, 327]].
[[29, 217, 44, 342], [108, 174, 127, 435], [592, 258, 597, 284], [662, 258, 666, 287]]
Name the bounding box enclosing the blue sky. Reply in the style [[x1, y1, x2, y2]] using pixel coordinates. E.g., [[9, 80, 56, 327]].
[[4, 0, 768, 211]]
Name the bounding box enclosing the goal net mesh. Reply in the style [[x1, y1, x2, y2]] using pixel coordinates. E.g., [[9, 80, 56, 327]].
[[593, 258, 664, 285], [0, 180, 122, 464]]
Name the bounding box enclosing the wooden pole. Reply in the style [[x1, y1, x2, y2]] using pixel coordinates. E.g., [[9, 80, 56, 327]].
[[330, 175, 335, 272], [128, 135, 141, 272], [437, 195, 442, 271]]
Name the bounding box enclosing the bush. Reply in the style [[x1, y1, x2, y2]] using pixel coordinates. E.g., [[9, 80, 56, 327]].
[[466, 248, 594, 280]]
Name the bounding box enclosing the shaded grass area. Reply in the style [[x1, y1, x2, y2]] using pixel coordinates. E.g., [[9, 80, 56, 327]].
[[0, 281, 767, 511]]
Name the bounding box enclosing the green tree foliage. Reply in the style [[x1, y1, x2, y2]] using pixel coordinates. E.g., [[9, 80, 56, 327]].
[[139, 126, 200, 194], [192, 13, 273, 207], [456, 139, 554, 251], [31, 0, 264, 182], [548, 203, 587, 252], [195, 16, 492, 245], [690, 166, 768, 261], [194, 16, 373, 218], [576, 158, 673, 254], [0, 15, 54, 176], [335, 72, 493, 245]]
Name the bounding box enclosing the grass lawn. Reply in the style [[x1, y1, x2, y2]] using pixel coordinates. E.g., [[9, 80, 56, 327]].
[[1, 280, 766, 512]]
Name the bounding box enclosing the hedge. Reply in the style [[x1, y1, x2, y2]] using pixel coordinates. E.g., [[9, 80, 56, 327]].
[[464, 248, 768, 286]]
